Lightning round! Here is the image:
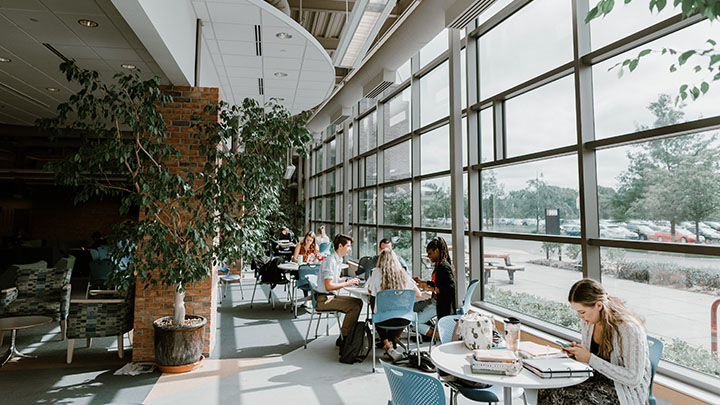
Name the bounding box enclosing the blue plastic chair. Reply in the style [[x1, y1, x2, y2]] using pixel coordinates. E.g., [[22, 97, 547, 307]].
[[318, 242, 331, 254], [372, 289, 420, 373], [303, 274, 342, 348], [648, 336, 664, 405], [218, 262, 243, 303], [293, 264, 320, 317], [457, 279, 480, 315], [381, 360, 446, 405], [436, 315, 525, 405]]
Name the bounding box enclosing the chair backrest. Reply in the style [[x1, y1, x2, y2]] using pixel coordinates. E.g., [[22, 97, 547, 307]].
[[89, 259, 114, 282], [437, 315, 463, 344], [305, 274, 320, 308], [318, 242, 331, 253], [16, 266, 71, 297], [54, 256, 76, 273], [297, 264, 320, 290], [458, 279, 479, 315], [374, 289, 416, 324], [11, 260, 48, 270], [381, 360, 446, 405], [647, 336, 663, 404]]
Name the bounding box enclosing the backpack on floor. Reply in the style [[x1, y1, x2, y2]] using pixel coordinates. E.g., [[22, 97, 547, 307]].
[[339, 321, 372, 364]]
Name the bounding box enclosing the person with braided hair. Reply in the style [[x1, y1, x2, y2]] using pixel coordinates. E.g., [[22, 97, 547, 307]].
[[538, 278, 651, 405], [414, 237, 457, 337], [367, 248, 421, 361]]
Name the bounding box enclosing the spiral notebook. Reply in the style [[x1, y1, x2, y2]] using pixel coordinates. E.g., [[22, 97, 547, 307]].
[[523, 358, 594, 379]]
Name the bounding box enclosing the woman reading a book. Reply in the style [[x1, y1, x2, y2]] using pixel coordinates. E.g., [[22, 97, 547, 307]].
[[538, 279, 651, 405]]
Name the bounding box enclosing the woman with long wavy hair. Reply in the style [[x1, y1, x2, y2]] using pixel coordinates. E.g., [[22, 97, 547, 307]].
[[367, 248, 420, 361], [538, 278, 651, 405]]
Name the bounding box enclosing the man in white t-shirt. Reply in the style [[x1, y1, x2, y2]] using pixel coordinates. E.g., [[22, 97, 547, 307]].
[[316, 234, 363, 346]]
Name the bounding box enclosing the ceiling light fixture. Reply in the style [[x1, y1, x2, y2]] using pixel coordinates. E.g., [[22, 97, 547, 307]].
[[274, 72, 288, 77], [121, 64, 137, 70], [77, 19, 98, 28], [0, 57, 11, 63], [276, 32, 292, 39], [46, 87, 60, 92], [333, 0, 395, 68]]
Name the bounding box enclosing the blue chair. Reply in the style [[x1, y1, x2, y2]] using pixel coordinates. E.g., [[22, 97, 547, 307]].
[[318, 242, 331, 254], [381, 360, 446, 405], [303, 274, 342, 348], [292, 264, 320, 317], [218, 263, 243, 304], [648, 336, 663, 405], [457, 279, 480, 315], [436, 315, 525, 405], [372, 289, 420, 373]]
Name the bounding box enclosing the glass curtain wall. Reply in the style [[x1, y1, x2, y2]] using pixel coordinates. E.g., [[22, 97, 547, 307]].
[[306, 0, 720, 387]]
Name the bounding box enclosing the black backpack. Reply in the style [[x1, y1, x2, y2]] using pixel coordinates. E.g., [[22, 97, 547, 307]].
[[258, 257, 287, 288], [339, 320, 372, 364]]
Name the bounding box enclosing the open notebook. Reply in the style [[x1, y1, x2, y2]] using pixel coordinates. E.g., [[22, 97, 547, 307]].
[[523, 357, 594, 379], [517, 341, 564, 359]]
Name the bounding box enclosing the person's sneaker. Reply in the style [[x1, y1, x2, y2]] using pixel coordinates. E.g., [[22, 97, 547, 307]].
[[387, 348, 404, 363]]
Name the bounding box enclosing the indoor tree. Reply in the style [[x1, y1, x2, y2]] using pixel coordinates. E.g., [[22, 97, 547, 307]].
[[39, 61, 312, 326]]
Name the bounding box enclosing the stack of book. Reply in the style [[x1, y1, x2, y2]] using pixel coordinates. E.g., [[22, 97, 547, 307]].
[[523, 357, 594, 379], [517, 341, 564, 359], [470, 349, 521, 375]]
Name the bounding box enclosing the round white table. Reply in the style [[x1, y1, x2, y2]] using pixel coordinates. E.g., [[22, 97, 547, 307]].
[[431, 342, 589, 405], [277, 262, 349, 272]]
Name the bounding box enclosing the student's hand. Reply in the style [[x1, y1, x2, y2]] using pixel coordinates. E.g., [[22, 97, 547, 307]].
[[347, 278, 360, 287], [562, 342, 591, 363]]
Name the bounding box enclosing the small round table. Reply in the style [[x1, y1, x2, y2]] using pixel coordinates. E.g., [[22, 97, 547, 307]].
[[431, 341, 589, 405], [0, 315, 53, 366]]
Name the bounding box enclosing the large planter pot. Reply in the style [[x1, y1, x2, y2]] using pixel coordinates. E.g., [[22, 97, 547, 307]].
[[153, 315, 206, 373]]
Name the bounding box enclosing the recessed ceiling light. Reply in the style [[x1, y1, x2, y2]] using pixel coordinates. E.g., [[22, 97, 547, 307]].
[[276, 32, 292, 39], [274, 72, 287, 77], [121, 64, 137, 70], [46, 87, 59, 92], [77, 19, 98, 28], [0, 57, 10, 63]]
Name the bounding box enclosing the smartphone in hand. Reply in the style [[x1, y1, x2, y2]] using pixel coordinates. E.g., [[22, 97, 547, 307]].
[[555, 340, 570, 348]]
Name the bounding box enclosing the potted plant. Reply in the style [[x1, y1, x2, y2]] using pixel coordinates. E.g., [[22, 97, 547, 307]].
[[39, 61, 312, 371]]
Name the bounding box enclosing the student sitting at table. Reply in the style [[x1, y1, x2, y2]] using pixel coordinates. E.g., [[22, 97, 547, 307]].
[[538, 278, 651, 405], [364, 238, 409, 275], [292, 231, 318, 263], [367, 248, 421, 362], [316, 225, 330, 246], [316, 234, 363, 348], [414, 237, 456, 338]]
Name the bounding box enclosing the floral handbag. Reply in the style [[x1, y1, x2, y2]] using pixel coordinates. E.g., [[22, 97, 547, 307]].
[[457, 312, 495, 350]]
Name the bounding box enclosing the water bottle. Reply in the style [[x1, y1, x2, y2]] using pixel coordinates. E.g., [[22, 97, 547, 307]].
[[504, 317, 521, 352], [298, 255, 303, 264]]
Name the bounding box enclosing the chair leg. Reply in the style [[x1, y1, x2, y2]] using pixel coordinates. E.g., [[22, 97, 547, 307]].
[[304, 312, 315, 348], [87, 337, 92, 348], [415, 319, 421, 367], [270, 287, 275, 310], [60, 319, 66, 341], [325, 313, 330, 336], [0, 331, 3, 347], [250, 279, 259, 308], [85, 282, 90, 299], [217, 281, 223, 304], [372, 322, 376, 373], [118, 335, 124, 359], [128, 329, 134, 345], [66, 339, 74, 364], [315, 313, 321, 338], [239, 276, 244, 300]]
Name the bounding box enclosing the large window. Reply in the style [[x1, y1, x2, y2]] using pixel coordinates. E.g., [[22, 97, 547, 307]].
[[420, 125, 450, 175], [478, 0, 572, 99], [384, 140, 411, 181], [419, 61, 449, 127], [421, 176, 451, 228], [359, 111, 377, 154], [383, 87, 411, 142], [359, 189, 376, 224], [383, 183, 411, 226], [365, 154, 377, 186]]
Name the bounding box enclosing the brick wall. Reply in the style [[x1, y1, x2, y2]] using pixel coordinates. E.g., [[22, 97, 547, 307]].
[[131, 86, 221, 362]]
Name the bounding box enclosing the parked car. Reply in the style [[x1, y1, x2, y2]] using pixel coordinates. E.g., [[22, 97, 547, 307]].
[[561, 224, 582, 236], [652, 227, 705, 243], [600, 224, 639, 240], [625, 223, 655, 240]]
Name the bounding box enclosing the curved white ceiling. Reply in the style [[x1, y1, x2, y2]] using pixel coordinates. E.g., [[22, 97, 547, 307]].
[[192, 0, 335, 114]]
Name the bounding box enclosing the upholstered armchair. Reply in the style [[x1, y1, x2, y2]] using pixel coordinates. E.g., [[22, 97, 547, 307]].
[[66, 286, 135, 363], [0, 256, 75, 339]]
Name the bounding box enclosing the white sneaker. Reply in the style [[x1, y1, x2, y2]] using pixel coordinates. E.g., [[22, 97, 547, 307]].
[[387, 348, 404, 362]]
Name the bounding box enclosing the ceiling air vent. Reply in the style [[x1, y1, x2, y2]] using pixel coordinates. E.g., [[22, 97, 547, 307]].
[[329, 106, 351, 126], [258, 78, 264, 95], [446, 0, 495, 29], [42, 43, 71, 63], [254, 25, 262, 56], [362, 69, 395, 99]]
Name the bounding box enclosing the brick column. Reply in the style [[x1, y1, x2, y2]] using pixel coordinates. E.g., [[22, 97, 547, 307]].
[[132, 86, 221, 362]]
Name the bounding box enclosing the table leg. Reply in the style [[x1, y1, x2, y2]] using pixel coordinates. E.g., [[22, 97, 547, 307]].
[[504, 386, 512, 405], [1, 329, 36, 367]]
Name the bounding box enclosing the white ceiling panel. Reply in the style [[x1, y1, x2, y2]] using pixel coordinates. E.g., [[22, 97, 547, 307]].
[[212, 22, 255, 41], [1, 9, 82, 45], [229, 77, 259, 87], [0, 0, 45, 11], [263, 43, 305, 58], [220, 54, 262, 68], [206, 2, 259, 24], [42, 0, 105, 15], [92, 46, 141, 61], [215, 40, 255, 56], [225, 66, 262, 78], [55, 14, 133, 48]]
